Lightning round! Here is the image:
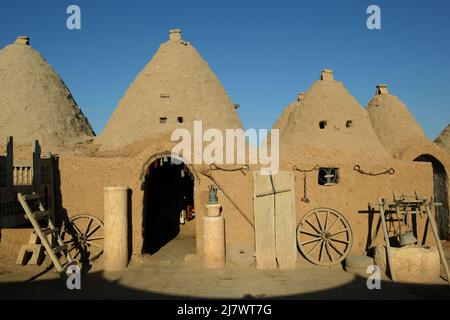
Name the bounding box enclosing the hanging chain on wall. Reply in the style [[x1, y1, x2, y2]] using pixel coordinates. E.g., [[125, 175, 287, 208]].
[[292, 165, 320, 203], [209, 163, 249, 176], [353, 164, 395, 176]]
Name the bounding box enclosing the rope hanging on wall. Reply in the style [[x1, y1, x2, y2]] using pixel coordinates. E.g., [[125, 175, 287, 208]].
[[353, 164, 395, 176], [292, 165, 320, 203]]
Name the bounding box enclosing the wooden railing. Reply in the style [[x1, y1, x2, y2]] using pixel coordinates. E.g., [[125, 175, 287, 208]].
[[13, 160, 33, 186], [0, 137, 56, 227]]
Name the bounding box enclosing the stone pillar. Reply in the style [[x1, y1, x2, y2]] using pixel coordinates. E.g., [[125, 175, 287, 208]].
[[202, 204, 225, 268], [103, 186, 129, 272]]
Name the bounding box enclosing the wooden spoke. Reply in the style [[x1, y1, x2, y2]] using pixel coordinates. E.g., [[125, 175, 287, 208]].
[[86, 241, 102, 248], [301, 238, 321, 246], [314, 211, 323, 232], [329, 241, 345, 256], [324, 210, 329, 231], [86, 237, 104, 242], [86, 225, 101, 238], [318, 241, 324, 262], [72, 224, 83, 235], [85, 218, 93, 236], [305, 219, 321, 235], [331, 238, 350, 245], [331, 228, 349, 237], [308, 239, 323, 255], [327, 216, 341, 233], [325, 241, 334, 262], [299, 230, 321, 238]]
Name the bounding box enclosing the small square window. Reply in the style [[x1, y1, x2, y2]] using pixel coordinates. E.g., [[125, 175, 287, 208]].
[[177, 117, 183, 123], [346, 120, 353, 128], [159, 117, 167, 124], [319, 121, 327, 129], [318, 168, 339, 186]]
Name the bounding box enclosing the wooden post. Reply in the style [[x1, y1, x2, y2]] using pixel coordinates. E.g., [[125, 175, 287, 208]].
[[425, 204, 450, 284], [378, 198, 396, 281], [32, 140, 41, 187], [5, 136, 13, 191]]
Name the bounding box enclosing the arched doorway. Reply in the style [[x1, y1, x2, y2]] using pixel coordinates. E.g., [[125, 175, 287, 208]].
[[414, 154, 449, 239], [142, 154, 195, 254]]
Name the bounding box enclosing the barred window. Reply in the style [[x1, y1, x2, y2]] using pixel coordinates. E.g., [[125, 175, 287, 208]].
[[318, 168, 339, 186]]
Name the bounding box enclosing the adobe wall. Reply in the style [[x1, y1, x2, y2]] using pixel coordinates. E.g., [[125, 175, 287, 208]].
[[0, 145, 437, 266], [279, 159, 436, 254]]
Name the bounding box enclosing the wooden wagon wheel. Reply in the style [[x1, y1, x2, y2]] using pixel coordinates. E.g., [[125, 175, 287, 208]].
[[297, 208, 352, 266], [60, 214, 104, 263]]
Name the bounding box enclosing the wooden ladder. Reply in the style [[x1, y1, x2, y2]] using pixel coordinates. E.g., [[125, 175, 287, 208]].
[[17, 192, 76, 274]]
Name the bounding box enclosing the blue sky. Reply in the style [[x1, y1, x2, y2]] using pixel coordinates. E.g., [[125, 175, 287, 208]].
[[1, 0, 449, 139]]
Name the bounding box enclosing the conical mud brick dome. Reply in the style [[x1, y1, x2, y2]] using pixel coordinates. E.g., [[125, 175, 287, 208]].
[[280, 70, 390, 162], [0, 36, 95, 148], [272, 92, 304, 134], [435, 124, 450, 154], [366, 85, 430, 157], [99, 29, 242, 150]]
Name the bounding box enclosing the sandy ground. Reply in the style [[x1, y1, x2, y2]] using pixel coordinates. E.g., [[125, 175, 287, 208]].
[[1, 236, 449, 300]]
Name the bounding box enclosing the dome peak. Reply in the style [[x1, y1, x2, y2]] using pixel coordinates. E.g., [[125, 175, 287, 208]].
[[15, 35, 30, 45], [169, 29, 182, 41]]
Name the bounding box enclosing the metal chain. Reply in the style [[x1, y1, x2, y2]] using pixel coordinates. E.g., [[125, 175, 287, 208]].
[[293, 165, 320, 203], [292, 165, 320, 173], [353, 164, 395, 176], [209, 163, 249, 176]]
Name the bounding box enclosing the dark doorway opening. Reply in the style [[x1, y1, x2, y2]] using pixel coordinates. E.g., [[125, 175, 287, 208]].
[[143, 156, 194, 254], [415, 154, 449, 239]]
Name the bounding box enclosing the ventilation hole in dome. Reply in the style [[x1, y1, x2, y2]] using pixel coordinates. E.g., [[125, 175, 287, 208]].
[[177, 117, 183, 123], [346, 120, 353, 128], [319, 121, 327, 129], [159, 117, 167, 124]]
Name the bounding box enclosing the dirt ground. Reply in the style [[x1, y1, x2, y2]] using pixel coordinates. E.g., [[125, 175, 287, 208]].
[[1, 236, 449, 300]]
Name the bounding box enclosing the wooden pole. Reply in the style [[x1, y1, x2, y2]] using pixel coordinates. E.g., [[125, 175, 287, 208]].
[[425, 203, 450, 284], [378, 198, 396, 281]]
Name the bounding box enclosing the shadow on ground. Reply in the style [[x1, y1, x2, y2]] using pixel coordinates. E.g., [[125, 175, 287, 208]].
[[0, 271, 449, 300]]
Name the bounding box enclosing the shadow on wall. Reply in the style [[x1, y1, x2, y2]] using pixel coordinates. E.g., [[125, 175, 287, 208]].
[[0, 271, 449, 300]]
